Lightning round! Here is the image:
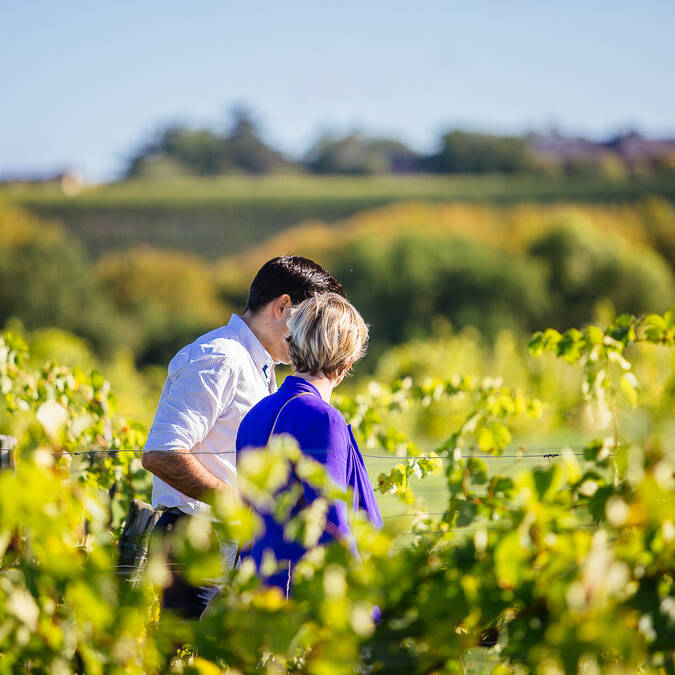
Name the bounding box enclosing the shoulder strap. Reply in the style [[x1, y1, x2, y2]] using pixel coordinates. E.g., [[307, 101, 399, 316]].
[[266, 391, 314, 447]]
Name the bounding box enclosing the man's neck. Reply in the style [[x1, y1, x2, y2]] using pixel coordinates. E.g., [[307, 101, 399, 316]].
[[241, 309, 275, 359]]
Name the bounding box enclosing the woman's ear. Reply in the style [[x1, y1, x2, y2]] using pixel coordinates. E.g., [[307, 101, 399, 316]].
[[334, 361, 354, 385]]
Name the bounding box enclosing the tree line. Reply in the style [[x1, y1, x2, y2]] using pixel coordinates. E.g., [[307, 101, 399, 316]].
[[125, 107, 675, 179]]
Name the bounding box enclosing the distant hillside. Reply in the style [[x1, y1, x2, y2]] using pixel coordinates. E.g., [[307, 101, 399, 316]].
[[5, 173, 675, 260]]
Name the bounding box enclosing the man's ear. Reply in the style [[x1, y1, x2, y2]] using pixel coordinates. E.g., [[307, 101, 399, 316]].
[[274, 294, 292, 319]]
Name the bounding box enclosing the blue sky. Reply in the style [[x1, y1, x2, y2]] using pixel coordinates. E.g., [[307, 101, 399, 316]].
[[2, 1, 674, 181]]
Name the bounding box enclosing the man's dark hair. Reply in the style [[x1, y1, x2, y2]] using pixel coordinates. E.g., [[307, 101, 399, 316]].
[[245, 256, 344, 312]]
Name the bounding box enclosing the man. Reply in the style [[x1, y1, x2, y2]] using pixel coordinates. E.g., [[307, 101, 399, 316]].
[[142, 256, 344, 618]]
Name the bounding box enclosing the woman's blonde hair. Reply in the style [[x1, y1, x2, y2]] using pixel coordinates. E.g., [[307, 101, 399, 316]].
[[286, 292, 368, 379]]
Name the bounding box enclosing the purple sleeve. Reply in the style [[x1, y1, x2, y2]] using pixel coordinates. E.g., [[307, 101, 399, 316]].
[[347, 425, 383, 528]]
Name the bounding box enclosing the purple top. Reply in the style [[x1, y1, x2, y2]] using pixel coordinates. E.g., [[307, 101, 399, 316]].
[[236, 375, 382, 593]]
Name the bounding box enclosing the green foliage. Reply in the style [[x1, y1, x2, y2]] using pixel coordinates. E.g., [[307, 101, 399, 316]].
[[215, 200, 675, 363], [425, 130, 535, 173], [145, 309, 675, 672], [0, 202, 229, 367], [95, 247, 230, 366], [126, 108, 290, 178], [128, 127, 230, 177], [0, 331, 150, 530], [226, 107, 292, 175], [304, 132, 418, 174], [24, 328, 97, 371], [3, 195, 675, 380], [369, 325, 585, 442], [329, 234, 548, 347], [0, 202, 121, 356], [1, 301, 675, 670], [0, 455, 160, 673], [529, 216, 675, 328], [639, 197, 675, 269]]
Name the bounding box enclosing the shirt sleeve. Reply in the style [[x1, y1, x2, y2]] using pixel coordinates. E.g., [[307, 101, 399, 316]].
[[144, 353, 237, 453]]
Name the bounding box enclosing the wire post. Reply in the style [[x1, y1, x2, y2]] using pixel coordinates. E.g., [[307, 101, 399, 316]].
[[117, 499, 162, 583], [0, 435, 17, 472]]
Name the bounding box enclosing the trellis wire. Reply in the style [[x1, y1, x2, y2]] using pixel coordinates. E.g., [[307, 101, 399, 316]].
[[51, 446, 588, 460]]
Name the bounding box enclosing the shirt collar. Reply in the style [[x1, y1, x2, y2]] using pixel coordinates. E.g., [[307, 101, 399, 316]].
[[280, 375, 322, 399], [226, 314, 275, 380]]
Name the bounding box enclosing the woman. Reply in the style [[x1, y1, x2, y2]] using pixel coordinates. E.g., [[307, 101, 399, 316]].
[[235, 292, 382, 594]]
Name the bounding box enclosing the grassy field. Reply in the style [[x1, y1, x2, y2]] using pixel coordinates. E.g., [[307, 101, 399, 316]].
[[5, 172, 675, 259]]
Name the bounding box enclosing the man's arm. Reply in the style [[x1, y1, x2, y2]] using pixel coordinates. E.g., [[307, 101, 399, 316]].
[[143, 353, 238, 502], [142, 449, 235, 501]]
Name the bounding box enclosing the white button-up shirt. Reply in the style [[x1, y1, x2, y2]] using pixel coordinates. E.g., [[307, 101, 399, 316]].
[[143, 314, 276, 514]]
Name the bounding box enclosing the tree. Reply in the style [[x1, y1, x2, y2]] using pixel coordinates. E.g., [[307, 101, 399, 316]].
[[96, 247, 231, 365], [124, 108, 290, 177], [528, 215, 675, 328], [329, 234, 549, 348], [304, 132, 419, 174], [425, 130, 534, 173], [126, 126, 231, 177], [226, 106, 290, 174]]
